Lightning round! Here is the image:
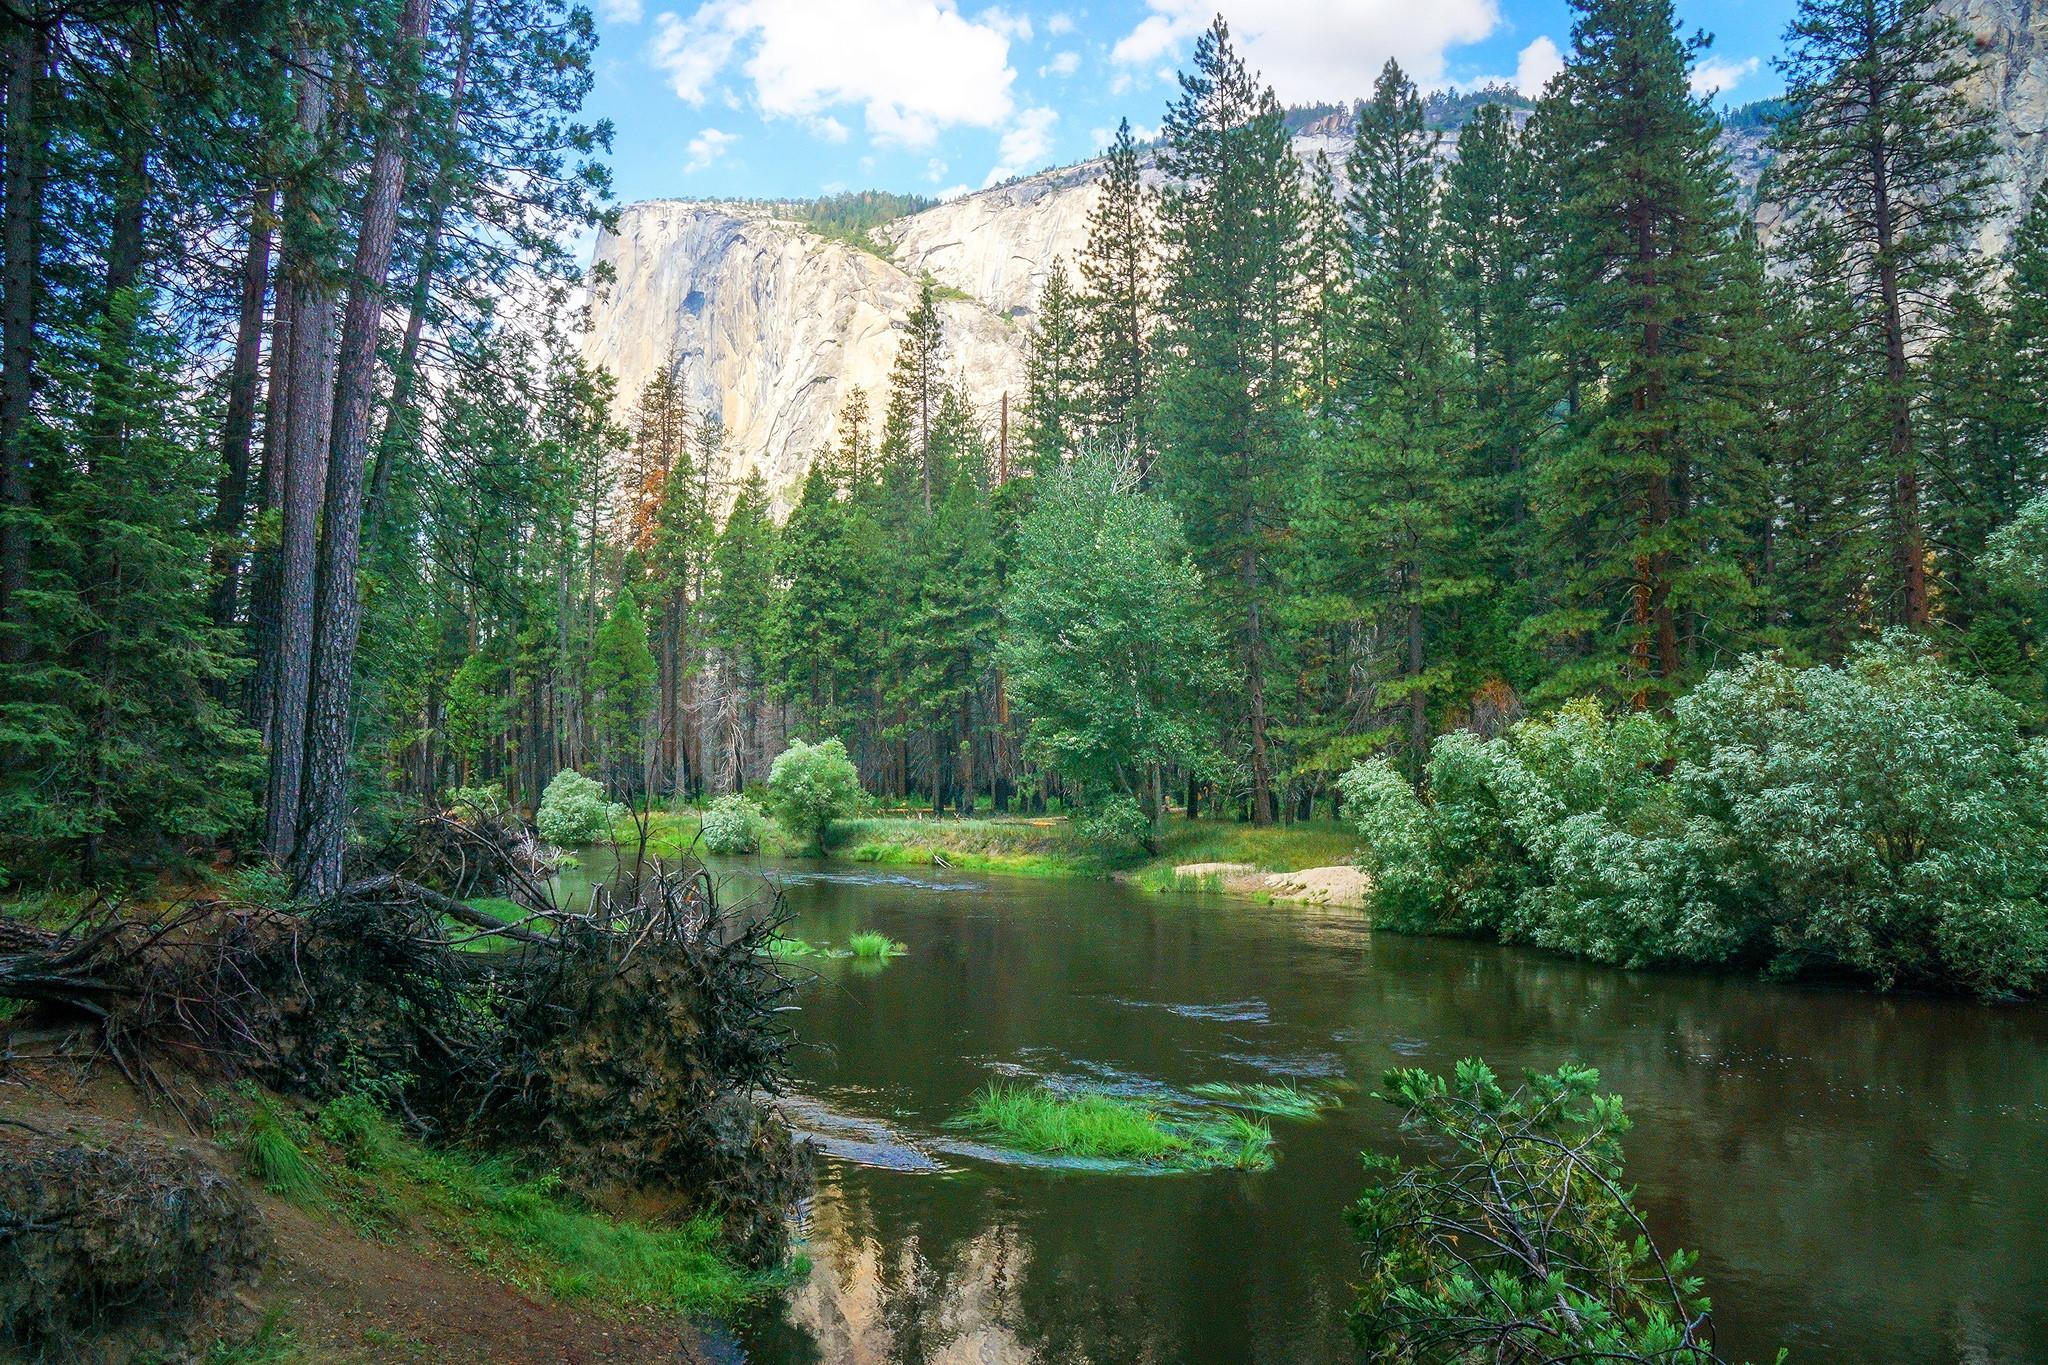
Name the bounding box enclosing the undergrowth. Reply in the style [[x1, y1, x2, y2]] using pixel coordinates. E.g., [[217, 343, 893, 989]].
[[216, 1089, 788, 1321]]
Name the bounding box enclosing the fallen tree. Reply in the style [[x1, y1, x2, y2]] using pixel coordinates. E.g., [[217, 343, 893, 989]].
[[0, 832, 810, 1265]]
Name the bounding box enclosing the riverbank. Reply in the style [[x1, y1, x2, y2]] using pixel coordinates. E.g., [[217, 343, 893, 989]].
[[619, 809, 1367, 903], [0, 1060, 782, 1363]]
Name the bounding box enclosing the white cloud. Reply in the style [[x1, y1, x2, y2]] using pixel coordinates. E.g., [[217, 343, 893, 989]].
[[1040, 49, 1080, 77], [1513, 36, 1562, 96], [926, 156, 950, 181], [985, 105, 1058, 184], [975, 5, 1031, 41], [810, 114, 850, 142], [684, 126, 738, 171], [986, 106, 1058, 183], [600, 0, 644, 23], [936, 183, 973, 200], [1111, 0, 1500, 99], [1690, 54, 1759, 98], [1045, 11, 1074, 36], [649, 0, 1018, 146]]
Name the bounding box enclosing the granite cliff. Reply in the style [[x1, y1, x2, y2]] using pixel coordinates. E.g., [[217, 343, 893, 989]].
[[581, 0, 2046, 507]]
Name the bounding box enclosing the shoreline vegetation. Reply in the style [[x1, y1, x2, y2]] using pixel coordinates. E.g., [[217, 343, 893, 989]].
[[620, 808, 1364, 893]]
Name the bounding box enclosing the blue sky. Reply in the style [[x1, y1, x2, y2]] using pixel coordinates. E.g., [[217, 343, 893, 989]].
[[581, 0, 1796, 206]]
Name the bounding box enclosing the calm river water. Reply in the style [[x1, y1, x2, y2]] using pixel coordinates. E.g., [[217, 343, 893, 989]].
[[563, 853, 2048, 1364]]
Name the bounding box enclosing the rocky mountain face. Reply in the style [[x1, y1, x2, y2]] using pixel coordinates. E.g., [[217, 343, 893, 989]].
[[581, 0, 2046, 508]]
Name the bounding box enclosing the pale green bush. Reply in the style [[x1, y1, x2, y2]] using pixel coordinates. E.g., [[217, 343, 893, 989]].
[[700, 794, 768, 855], [536, 769, 621, 846], [1339, 641, 2048, 996], [766, 739, 863, 853], [1078, 794, 1151, 851]]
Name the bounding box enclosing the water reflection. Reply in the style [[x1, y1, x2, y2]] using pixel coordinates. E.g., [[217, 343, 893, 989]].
[[566, 849, 2048, 1364]]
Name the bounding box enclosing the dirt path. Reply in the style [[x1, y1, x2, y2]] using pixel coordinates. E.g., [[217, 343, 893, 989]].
[[0, 1064, 719, 1364]]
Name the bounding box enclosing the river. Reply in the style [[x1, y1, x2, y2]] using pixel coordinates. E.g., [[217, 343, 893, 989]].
[[560, 851, 2048, 1364]]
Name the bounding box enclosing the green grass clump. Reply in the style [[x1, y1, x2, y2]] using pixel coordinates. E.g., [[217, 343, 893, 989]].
[[847, 931, 906, 959], [235, 1095, 320, 1198], [764, 934, 817, 960], [954, 1083, 1186, 1161], [1188, 1080, 1343, 1120], [951, 1082, 1275, 1170]]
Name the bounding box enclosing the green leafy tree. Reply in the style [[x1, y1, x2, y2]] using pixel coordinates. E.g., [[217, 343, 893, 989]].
[[536, 767, 619, 845], [1002, 449, 1224, 845], [766, 736, 864, 853]]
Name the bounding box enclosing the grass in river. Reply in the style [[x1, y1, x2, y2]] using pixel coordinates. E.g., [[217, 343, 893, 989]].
[[1188, 1080, 1343, 1120], [764, 934, 817, 959], [951, 1082, 1274, 1170], [848, 931, 906, 959]]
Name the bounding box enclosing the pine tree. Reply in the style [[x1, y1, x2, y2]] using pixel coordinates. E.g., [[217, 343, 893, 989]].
[[1328, 60, 1476, 769], [1530, 0, 1753, 707], [1299, 151, 1353, 416], [882, 278, 947, 510], [1021, 257, 1083, 474], [1078, 119, 1155, 470], [3, 292, 258, 879], [1441, 100, 1548, 654], [589, 589, 655, 795], [903, 466, 997, 814], [702, 472, 779, 791], [1768, 0, 1996, 628], [1153, 17, 1305, 824]]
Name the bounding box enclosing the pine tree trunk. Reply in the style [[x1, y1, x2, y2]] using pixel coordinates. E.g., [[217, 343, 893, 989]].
[[209, 185, 276, 629], [0, 21, 46, 667], [260, 42, 336, 859], [295, 0, 432, 895], [1243, 560, 1274, 826]]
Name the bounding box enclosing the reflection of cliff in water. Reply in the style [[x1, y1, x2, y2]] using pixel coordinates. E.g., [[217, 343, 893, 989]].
[[751, 1177, 1032, 1365]]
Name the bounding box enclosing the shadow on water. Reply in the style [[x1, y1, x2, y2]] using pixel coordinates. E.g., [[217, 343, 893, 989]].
[[569, 845, 2048, 1364]]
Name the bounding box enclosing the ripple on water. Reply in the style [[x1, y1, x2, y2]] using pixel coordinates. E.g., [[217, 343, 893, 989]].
[[1219, 1050, 1348, 1078], [764, 869, 982, 892], [1109, 996, 1272, 1024]]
